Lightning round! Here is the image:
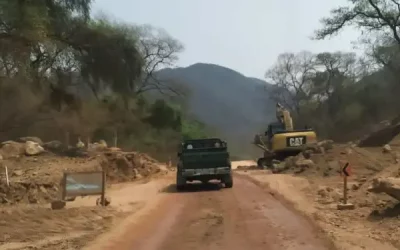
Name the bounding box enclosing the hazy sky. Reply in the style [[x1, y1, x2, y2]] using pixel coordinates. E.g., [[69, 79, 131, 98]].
[[93, 0, 360, 79]]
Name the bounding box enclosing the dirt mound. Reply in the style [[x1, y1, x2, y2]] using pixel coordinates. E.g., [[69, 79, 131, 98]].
[[243, 134, 400, 249], [358, 123, 400, 147], [0, 155, 102, 205], [101, 151, 169, 183], [0, 138, 168, 205], [267, 141, 398, 180]]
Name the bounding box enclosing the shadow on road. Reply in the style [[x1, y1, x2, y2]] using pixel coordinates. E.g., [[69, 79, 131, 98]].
[[161, 182, 222, 193], [368, 202, 400, 221]]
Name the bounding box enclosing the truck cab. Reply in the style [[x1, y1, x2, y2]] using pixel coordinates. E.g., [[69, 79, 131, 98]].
[[176, 138, 233, 191]]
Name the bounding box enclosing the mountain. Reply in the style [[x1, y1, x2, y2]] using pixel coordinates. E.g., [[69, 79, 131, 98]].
[[156, 63, 276, 159]]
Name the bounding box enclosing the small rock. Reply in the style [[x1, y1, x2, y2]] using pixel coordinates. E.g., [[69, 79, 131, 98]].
[[302, 150, 312, 159], [295, 159, 314, 168], [358, 177, 367, 183], [51, 200, 66, 210], [318, 140, 334, 151], [13, 170, 23, 176], [0, 196, 9, 204], [317, 187, 328, 197], [272, 159, 281, 165], [327, 161, 340, 171], [39, 186, 48, 193], [89, 140, 108, 151], [284, 156, 296, 169], [271, 163, 280, 170], [351, 183, 360, 190], [383, 144, 391, 153], [98, 140, 108, 148], [96, 196, 111, 206], [306, 144, 325, 154], [358, 199, 372, 208], [28, 195, 38, 204]]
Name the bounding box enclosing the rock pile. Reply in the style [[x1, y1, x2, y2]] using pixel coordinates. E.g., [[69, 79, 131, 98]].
[[270, 140, 334, 174], [101, 151, 168, 183], [0, 136, 168, 206], [0, 140, 44, 159], [368, 177, 400, 201], [0, 181, 59, 205]]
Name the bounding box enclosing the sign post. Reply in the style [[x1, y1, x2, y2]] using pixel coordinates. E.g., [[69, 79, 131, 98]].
[[4, 165, 9, 187], [342, 162, 349, 204], [337, 162, 355, 210]]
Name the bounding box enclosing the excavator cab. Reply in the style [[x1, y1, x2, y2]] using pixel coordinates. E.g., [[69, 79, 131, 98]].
[[267, 122, 286, 136], [260, 122, 287, 150], [254, 102, 317, 168]]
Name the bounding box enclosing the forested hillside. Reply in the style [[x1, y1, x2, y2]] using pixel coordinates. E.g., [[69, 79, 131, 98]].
[[0, 0, 205, 161], [155, 63, 275, 158]]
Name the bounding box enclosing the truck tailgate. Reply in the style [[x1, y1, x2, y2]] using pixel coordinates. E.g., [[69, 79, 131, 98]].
[[181, 151, 229, 169]]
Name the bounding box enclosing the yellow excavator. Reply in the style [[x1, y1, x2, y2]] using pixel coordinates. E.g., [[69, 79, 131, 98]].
[[254, 103, 317, 167]]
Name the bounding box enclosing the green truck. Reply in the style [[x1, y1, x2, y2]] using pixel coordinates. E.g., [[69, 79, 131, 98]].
[[176, 138, 233, 191]]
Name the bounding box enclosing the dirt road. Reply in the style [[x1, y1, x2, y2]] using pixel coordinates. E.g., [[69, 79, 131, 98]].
[[87, 173, 333, 250]]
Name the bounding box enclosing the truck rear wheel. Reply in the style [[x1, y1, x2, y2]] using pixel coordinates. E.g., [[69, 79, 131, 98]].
[[176, 173, 186, 191], [224, 174, 233, 188]]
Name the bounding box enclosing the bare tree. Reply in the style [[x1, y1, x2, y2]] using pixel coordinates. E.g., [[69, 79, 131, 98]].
[[134, 24, 184, 95], [314, 0, 400, 43], [313, 52, 357, 99], [312, 52, 359, 119], [265, 51, 317, 114]]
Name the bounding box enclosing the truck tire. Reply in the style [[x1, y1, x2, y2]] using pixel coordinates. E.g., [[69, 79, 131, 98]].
[[257, 157, 266, 168], [176, 173, 186, 191], [224, 174, 233, 188]]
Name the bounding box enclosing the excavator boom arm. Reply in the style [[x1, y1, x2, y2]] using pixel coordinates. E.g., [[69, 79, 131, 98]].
[[275, 103, 293, 131]]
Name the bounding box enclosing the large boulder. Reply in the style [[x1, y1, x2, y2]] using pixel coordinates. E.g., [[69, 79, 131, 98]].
[[24, 141, 44, 156], [0, 141, 25, 158], [317, 140, 334, 151], [43, 140, 64, 152], [368, 177, 400, 201], [18, 137, 43, 146], [89, 140, 108, 151], [358, 123, 400, 147]]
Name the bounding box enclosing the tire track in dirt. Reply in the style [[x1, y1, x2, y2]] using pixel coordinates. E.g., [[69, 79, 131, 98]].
[[95, 173, 333, 250]]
